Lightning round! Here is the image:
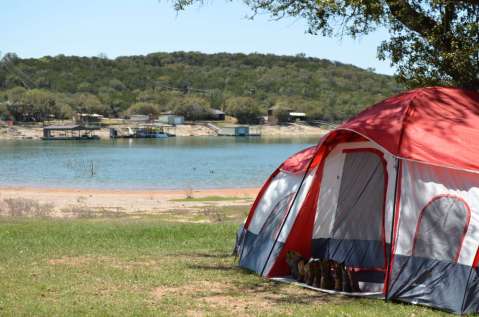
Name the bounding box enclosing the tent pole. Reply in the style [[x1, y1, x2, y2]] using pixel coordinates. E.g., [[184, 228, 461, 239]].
[[259, 148, 317, 277], [385, 157, 400, 302]]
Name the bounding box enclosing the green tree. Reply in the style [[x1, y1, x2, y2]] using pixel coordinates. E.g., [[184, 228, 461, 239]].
[[0, 102, 10, 120], [172, 96, 211, 121], [77, 82, 94, 93], [70, 93, 110, 116], [127, 102, 160, 116], [109, 79, 127, 91], [175, 1, 479, 90], [5, 87, 31, 121], [23, 89, 56, 121], [225, 96, 263, 124], [209, 89, 225, 109], [52, 93, 74, 119], [6, 86, 27, 104]]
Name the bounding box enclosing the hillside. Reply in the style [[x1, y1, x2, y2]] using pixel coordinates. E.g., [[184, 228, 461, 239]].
[[0, 52, 402, 122]]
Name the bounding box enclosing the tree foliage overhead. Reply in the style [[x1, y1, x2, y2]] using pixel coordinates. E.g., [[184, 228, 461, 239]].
[[175, 0, 479, 90], [0, 51, 401, 122]]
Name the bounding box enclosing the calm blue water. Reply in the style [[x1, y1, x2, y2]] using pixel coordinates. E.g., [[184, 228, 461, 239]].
[[0, 137, 318, 189]]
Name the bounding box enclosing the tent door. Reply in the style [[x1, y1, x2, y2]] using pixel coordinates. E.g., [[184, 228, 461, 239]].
[[313, 148, 387, 291]]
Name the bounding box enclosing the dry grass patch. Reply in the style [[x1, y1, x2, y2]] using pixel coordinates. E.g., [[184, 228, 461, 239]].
[[47, 255, 165, 271], [60, 205, 127, 218], [151, 279, 345, 316], [0, 197, 54, 217]]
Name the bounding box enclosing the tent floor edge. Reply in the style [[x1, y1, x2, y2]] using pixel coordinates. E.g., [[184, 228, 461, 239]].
[[270, 277, 384, 298]]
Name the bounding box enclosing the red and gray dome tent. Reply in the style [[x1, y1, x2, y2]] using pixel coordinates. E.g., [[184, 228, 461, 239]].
[[236, 87, 479, 314]]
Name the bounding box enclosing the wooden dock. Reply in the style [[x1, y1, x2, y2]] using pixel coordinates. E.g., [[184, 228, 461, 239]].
[[42, 125, 100, 140]]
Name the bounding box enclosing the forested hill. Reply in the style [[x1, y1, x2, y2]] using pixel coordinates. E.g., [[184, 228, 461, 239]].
[[0, 52, 402, 122]]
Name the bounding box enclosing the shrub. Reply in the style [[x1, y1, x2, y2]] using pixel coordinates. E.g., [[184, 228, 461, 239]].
[[127, 102, 160, 116], [172, 97, 211, 121], [225, 97, 263, 124]]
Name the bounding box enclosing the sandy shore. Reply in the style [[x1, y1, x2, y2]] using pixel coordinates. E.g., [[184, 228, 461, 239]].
[[0, 186, 259, 217]]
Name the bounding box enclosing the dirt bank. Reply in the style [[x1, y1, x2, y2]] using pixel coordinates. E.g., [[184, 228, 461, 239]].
[[0, 186, 259, 217]]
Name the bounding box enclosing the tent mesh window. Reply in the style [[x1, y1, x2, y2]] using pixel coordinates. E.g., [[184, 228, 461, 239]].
[[240, 193, 295, 270], [412, 196, 470, 262], [331, 151, 385, 241], [254, 193, 295, 246]]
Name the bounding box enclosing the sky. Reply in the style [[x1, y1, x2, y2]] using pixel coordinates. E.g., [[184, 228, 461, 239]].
[[1, 0, 394, 75]]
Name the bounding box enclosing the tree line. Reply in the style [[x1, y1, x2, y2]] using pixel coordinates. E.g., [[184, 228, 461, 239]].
[[0, 52, 402, 124]]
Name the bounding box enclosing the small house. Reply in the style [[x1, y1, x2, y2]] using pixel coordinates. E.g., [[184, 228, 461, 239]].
[[75, 113, 103, 127], [289, 112, 307, 121], [158, 114, 185, 125], [219, 125, 250, 136], [129, 114, 150, 123], [267, 106, 294, 123], [209, 109, 226, 121]]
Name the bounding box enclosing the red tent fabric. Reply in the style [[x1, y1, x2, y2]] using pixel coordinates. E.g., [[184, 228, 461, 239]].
[[280, 145, 317, 173], [339, 87, 479, 172]]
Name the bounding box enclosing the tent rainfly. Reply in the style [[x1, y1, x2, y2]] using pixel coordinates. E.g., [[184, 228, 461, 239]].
[[235, 87, 479, 314]]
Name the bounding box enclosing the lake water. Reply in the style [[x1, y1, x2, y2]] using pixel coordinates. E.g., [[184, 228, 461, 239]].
[[0, 137, 319, 189]]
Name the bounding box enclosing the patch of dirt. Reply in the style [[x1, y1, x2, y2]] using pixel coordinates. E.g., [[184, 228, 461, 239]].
[[0, 187, 257, 219], [47, 256, 162, 270], [201, 294, 274, 313], [152, 281, 232, 303], [186, 310, 206, 317], [151, 280, 341, 315], [48, 256, 100, 266]]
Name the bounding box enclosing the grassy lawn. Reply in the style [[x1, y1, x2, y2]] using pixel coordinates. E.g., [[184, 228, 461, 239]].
[[0, 214, 450, 316]]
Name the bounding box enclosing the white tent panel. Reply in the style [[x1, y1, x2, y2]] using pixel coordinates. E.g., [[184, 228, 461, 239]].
[[394, 160, 479, 265], [277, 168, 317, 243], [313, 149, 345, 238], [248, 171, 303, 235]]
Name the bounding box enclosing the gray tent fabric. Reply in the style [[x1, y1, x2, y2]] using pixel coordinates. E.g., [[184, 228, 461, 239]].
[[332, 151, 385, 241], [313, 151, 386, 268], [388, 196, 473, 313], [239, 194, 293, 273], [312, 239, 389, 269], [462, 267, 479, 313], [387, 255, 471, 313], [412, 196, 469, 262], [233, 224, 245, 256]]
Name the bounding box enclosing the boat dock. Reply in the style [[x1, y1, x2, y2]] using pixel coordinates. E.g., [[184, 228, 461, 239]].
[[42, 125, 100, 140], [218, 125, 261, 136], [109, 125, 171, 139]]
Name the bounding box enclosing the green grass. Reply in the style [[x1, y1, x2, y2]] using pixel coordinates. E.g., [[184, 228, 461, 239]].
[[171, 196, 244, 202], [0, 216, 450, 316]]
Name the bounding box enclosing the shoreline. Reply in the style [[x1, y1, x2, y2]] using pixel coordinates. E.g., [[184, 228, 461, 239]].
[[0, 186, 260, 217], [0, 186, 260, 196], [0, 123, 329, 140]]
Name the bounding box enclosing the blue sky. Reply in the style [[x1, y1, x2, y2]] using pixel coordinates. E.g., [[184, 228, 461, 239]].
[[1, 0, 394, 75]]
